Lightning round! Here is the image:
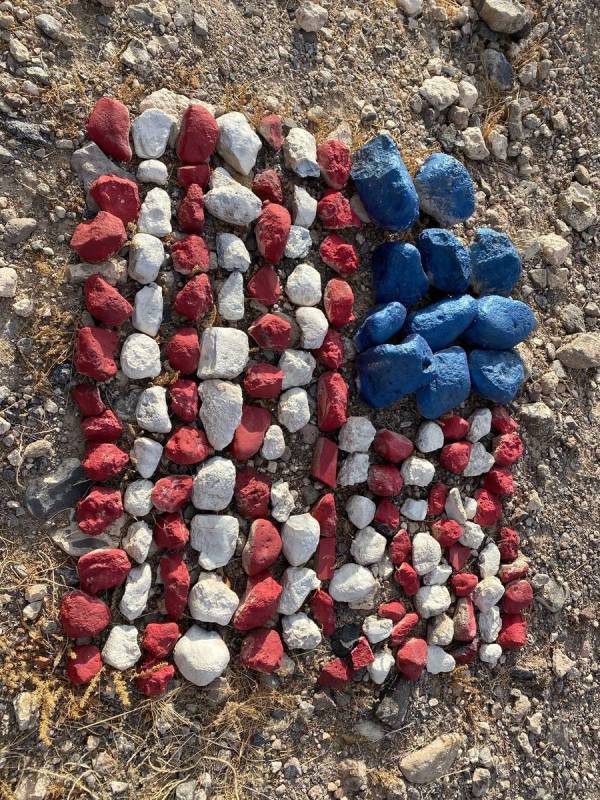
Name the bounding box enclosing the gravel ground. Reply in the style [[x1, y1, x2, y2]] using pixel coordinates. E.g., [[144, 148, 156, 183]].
[[0, 1, 599, 799]]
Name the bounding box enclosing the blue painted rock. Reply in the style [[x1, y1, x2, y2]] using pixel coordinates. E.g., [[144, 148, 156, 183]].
[[462, 296, 536, 350], [356, 335, 433, 408], [470, 228, 521, 296], [350, 134, 420, 231], [405, 295, 477, 352], [354, 302, 407, 353], [413, 153, 475, 226], [415, 346, 471, 419], [469, 349, 525, 404], [372, 241, 429, 306], [416, 228, 472, 294]]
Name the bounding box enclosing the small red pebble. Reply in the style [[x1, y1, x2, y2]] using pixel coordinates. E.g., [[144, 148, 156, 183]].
[[390, 530, 412, 565], [166, 327, 200, 374], [240, 628, 284, 673], [452, 638, 479, 665], [86, 96, 132, 162], [171, 235, 210, 274], [313, 327, 345, 369], [178, 184, 205, 233], [165, 427, 213, 465], [396, 638, 427, 681], [177, 163, 211, 189], [151, 476, 193, 513], [379, 600, 406, 623], [71, 211, 127, 263], [75, 326, 119, 382], [374, 498, 399, 530], [317, 139, 352, 190], [315, 536, 336, 581], [233, 572, 283, 631], [439, 414, 469, 441], [499, 559, 529, 584], [247, 265, 281, 305], [450, 572, 478, 597], [67, 645, 103, 686], [252, 169, 284, 203], [169, 378, 198, 422], [60, 590, 110, 637], [76, 487, 123, 535], [474, 489, 503, 527], [82, 443, 129, 481], [310, 589, 336, 636], [317, 371, 348, 432], [173, 273, 213, 321], [84, 273, 132, 326], [160, 553, 190, 620], [368, 464, 403, 497], [440, 442, 472, 474], [428, 482, 449, 517], [243, 363, 283, 399], [230, 405, 272, 462], [154, 513, 189, 550], [242, 519, 282, 576], [431, 519, 463, 548], [136, 660, 176, 697], [81, 409, 123, 442], [502, 580, 533, 613], [497, 613, 527, 650], [90, 175, 140, 224], [483, 466, 515, 496], [447, 543, 471, 572], [318, 657, 353, 689], [177, 104, 219, 163], [310, 493, 337, 538], [498, 527, 520, 562], [311, 437, 338, 489], [395, 562, 419, 595], [453, 597, 477, 641], [323, 278, 354, 328], [78, 548, 131, 594], [350, 636, 374, 669], [319, 234, 359, 276], [248, 313, 292, 351], [71, 383, 105, 417], [372, 429, 414, 463], [491, 405, 517, 434], [493, 433, 524, 466], [143, 622, 180, 659], [235, 467, 271, 519], [317, 190, 360, 229], [258, 113, 284, 151]]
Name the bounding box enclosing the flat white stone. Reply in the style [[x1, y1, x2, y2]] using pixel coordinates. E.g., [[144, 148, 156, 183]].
[[467, 408, 492, 442], [473, 576, 505, 612], [293, 185, 318, 227], [368, 650, 395, 684], [401, 498, 428, 521], [216, 111, 262, 175], [261, 425, 286, 461], [281, 513, 320, 566], [427, 613, 454, 646], [101, 625, 141, 670], [350, 526, 387, 565], [204, 184, 261, 226], [415, 421, 444, 453], [464, 496, 477, 520], [137, 159, 168, 186], [338, 417, 376, 453], [123, 479, 153, 517], [277, 387, 310, 433], [271, 480, 295, 523], [119, 563, 152, 621], [279, 349, 316, 389], [463, 442, 495, 477], [479, 642, 502, 667], [445, 487, 467, 523], [174, 626, 230, 686], [216, 232, 251, 272], [459, 521, 485, 549], [412, 532, 442, 575], [197, 327, 249, 380], [401, 455, 435, 487], [415, 585, 452, 619], [190, 514, 239, 570], [282, 612, 322, 650], [188, 573, 239, 625], [132, 282, 163, 337], [286, 263, 322, 306], [346, 495, 376, 529], [423, 561, 452, 586], [478, 605, 501, 642], [278, 566, 320, 615], [210, 166, 237, 189], [121, 333, 161, 379], [136, 386, 171, 433], [123, 520, 153, 563], [362, 615, 393, 644], [296, 306, 328, 349], [329, 563, 377, 602], [128, 233, 164, 284], [218, 271, 245, 321], [132, 437, 163, 478], [478, 541, 501, 577], [284, 226, 312, 259], [284, 128, 320, 177], [199, 380, 243, 449], [132, 108, 174, 158], [338, 453, 370, 487], [138, 187, 172, 237], [192, 457, 236, 511], [427, 645, 455, 674]]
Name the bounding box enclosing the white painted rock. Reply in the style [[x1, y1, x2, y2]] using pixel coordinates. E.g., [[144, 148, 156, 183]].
[[210, 166, 237, 189], [401, 456, 435, 487], [277, 387, 310, 433], [261, 425, 286, 460], [281, 513, 320, 566], [464, 496, 477, 520], [190, 515, 238, 570], [338, 417, 376, 453], [473, 576, 504, 612], [174, 626, 230, 686], [427, 645, 456, 674], [284, 128, 320, 177], [415, 421, 444, 453], [197, 327, 249, 380], [132, 436, 163, 478], [132, 282, 163, 337], [123, 479, 153, 517], [427, 613, 454, 646], [278, 566, 320, 615], [136, 386, 171, 433], [282, 612, 322, 650], [415, 585, 451, 619], [284, 225, 312, 259], [293, 185, 317, 227], [216, 232, 251, 272], [216, 111, 261, 175], [362, 615, 393, 644], [459, 521, 485, 549], [119, 563, 152, 621], [123, 520, 153, 564], [412, 532, 442, 575], [188, 573, 239, 625], [338, 453, 370, 487], [423, 561, 452, 586], [329, 563, 377, 602], [479, 642, 502, 667], [463, 442, 495, 477], [478, 605, 501, 642], [478, 541, 501, 578], [401, 498, 428, 521], [368, 650, 395, 684], [296, 306, 328, 348], [137, 187, 172, 237], [286, 263, 322, 306], [204, 184, 261, 226], [350, 526, 387, 565], [467, 408, 492, 442], [445, 487, 466, 523], [279, 349, 316, 389], [199, 380, 243, 449], [0, 267, 17, 298], [192, 457, 236, 511], [102, 625, 141, 670], [132, 108, 174, 158], [129, 233, 164, 284], [137, 159, 168, 186], [120, 333, 161, 379], [218, 271, 244, 321], [346, 495, 376, 529], [271, 480, 295, 523]]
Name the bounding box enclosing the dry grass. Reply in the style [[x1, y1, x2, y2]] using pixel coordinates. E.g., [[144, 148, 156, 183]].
[[26, 307, 77, 391]]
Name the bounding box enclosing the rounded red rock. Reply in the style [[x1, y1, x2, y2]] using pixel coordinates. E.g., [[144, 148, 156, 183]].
[[396, 637, 427, 681], [428, 482, 449, 517], [372, 429, 414, 463], [177, 163, 211, 189], [310, 493, 337, 538], [440, 442, 472, 474], [233, 572, 282, 631], [318, 657, 353, 689], [78, 548, 131, 594], [178, 184, 205, 233], [230, 405, 272, 462], [311, 436, 338, 489], [493, 433, 524, 466], [240, 628, 284, 673], [316, 139, 352, 189], [89, 175, 140, 224], [474, 489, 503, 527], [60, 590, 110, 637], [166, 327, 200, 374], [143, 621, 180, 659], [323, 278, 354, 328], [252, 170, 283, 204], [248, 313, 292, 351], [75, 326, 119, 382], [177, 104, 219, 164], [235, 467, 271, 519], [173, 273, 213, 321], [439, 414, 469, 441], [151, 476, 193, 513], [247, 265, 281, 305], [72, 383, 105, 417], [165, 427, 213, 465], [76, 487, 123, 535], [317, 190, 360, 229], [313, 327, 345, 369], [169, 378, 198, 422], [242, 519, 282, 576], [82, 442, 129, 481], [367, 464, 403, 497], [70, 211, 127, 263], [160, 554, 190, 620], [317, 371, 348, 432], [502, 580, 533, 613], [243, 363, 283, 399], [154, 513, 189, 550], [171, 235, 210, 274], [310, 589, 336, 636], [81, 409, 123, 442], [66, 645, 103, 685], [319, 234, 359, 276], [84, 274, 132, 326], [86, 97, 132, 162]]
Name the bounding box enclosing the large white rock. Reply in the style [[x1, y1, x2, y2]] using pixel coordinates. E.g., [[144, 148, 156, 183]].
[[445, 487, 467, 524], [479, 642, 502, 667], [216, 232, 251, 272], [218, 271, 244, 321], [123, 520, 153, 563], [423, 561, 452, 586], [368, 650, 395, 684], [415, 585, 451, 619], [216, 111, 261, 175], [293, 185, 317, 227], [188, 573, 239, 625], [120, 333, 161, 379], [284, 226, 312, 259], [329, 563, 377, 602], [463, 443, 495, 478], [296, 306, 328, 348], [190, 514, 239, 570], [278, 566, 320, 615], [401, 456, 435, 487], [346, 495, 376, 529], [415, 421, 444, 453], [136, 386, 171, 433], [173, 626, 230, 686], [199, 380, 243, 449], [101, 625, 141, 670], [119, 563, 152, 621], [132, 108, 174, 158], [467, 408, 492, 442], [261, 425, 286, 461], [401, 498, 428, 521], [419, 76, 460, 110], [473, 577, 504, 612], [123, 479, 153, 517], [204, 185, 261, 226], [478, 605, 501, 642], [132, 436, 163, 478], [428, 614, 454, 646], [132, 282, 163, 337], [192, 457, 236, 511], [281, 513, 320, 566], [271, 480, 295, 523], [284, 128, 320, 177], [427, 645, 456, 674], [338, 453, 370, 487], [338, 417, 376, 452], [459, 521, 485, 549], [129, 233, 164, 284], [350, 526, 387, 565], [282, 612, 322, 650], [412, 532, 442, 576], [137, 159, 168, 186], [478, 541, 501, 578], [137, 187, 172, 237], [197, 327, 249, 380], [277, 387, 310, 433], [279, 349, 316, 389], [362, 615, 393, 644], [286, 263, 322, 306]]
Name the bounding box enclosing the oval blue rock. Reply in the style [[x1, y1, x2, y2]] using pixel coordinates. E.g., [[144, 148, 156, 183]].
[[470, 227, 522, 296], [462, 296, 536, 350], [416, 228, 472, 294], [405, 295, 478, 352], [414, 153, 476, 227], [415, 346, 471, 419], [353, 302, 407, 353], [356, 335, 434, 408], [372, 241, 429, 306], [469, 349, 525, 404]]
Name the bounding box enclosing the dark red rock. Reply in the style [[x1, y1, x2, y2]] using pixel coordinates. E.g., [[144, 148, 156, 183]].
[[453, 597, 477, 641], [169, 378, 198, 422], [243, 363, 283, 399], [81, 409, 123, 442], [502, 580, 533, 613], [78, 548, 131, 594], [379, 600, 406, 623], [255, 203, 291, 264], [319, 233, 359, 276], [178, 184, 205, 233], [248, 313, 292, 351], [483, 466, 515, 496], [491, 405, 517, 434], [177, 104, 219, 164], [258, 113, 284, 150], [317, 371, 348, 432], [252, 169, 283, 203], [317, 139, 352, 189], [235, 467, 271, 519], [450, 572, 478, 597], [499, 559, 529, 584], [230, 405, 272, 462], [493, 433, 524, 466], [71, 211, 127, 263], [173, 273, 213, 321], [439, 414, 469, 441], [136, 660, 176, 696], [367, 464, 403, 497], [323, 278, 354, 328], [428, 482, 449, 517], [313, 327, 344, 369], [89, 175, 140, 224], [246, 265, 281, 305], [60, 590, 110, 637], [431, 519, 463, 548], [310, 589, 336, 636], [318, 657, 353, 688], [310, 493, 337, 538], [396, 637, 427, 681], [498, 527, 520, 562], [177, 163, 211, 189], [66, 645, 103, 685], [160, 553, 190, 620], [82, 442, 129, 481], [372, 429, 414, 463], [374, 498, 400, 529], [390, 529, 412, 565], [474, 489, 502, 527], [317, 190, 360, 229], [350, 636, 374, 669], [171, 234, 210, 274], [84, 273, 132, 326], [76, 487, 123, 535], [240, 628, 284, 673], [452, 638, 479, 665], [440, 441, 472, 474], [233, 572, 282, 631], [151, 476, 193, 513], [447, 543, 471, 572], [143, 621, 180, 659], [394, 562, 419, 595], [75, 326, 119, 382], [86, 97, 132, 162], [72, 383, 105, 417], [497, 613, 527, 650], [315, 536, 336, 581], [165, 426, 213, 465], [153, 513, 190, 550], [166, 327, 200, 374], [311, 437, 338, 489], [242, 519, 282, 576]]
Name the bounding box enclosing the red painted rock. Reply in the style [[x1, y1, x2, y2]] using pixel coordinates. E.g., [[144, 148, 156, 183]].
[[178, 184, 205, 233], [76, 487, 123, 535], [450, 572, 478, 597], [439, 414, 469, 441], [173, 273, 213, 321], [497, 613, 527, 650], [313, 327, 344, 369], [502, 580, 533, 613], [143, 621, 180, 659], [350, 636, 374, 669], [498, 527, 520, 562], [396, 637, 427, 681], [368, 464, 403, 497], [252, 169, 283, 203], [491, 405, 517, 434], [323, 279, 354, 328], [317, 371, 348, 432], [154, 513, 190, 550], [243, 363, 283, 399], [317, 190, 360, 229], [258, 113, 284, 150], [247, 265, 281, 305], [428, 482, 449, 517], [60, 590, 110, 637], [440, 442, 472, 474], [310, 493, 337, 538], [177, 163, 211, 189], [390, 530, 412, 565], [177, 104, 219, 163], [431, 519, 463, 548], [372, 429, 414, 463], [493, 433, 523, 466], [166, 327, 200, 374], [86, 97, 132, 161], [379, 600, 406, 623], [89, 175, 140, 224], [160, 554, 190, 620], [66, 645, 103, 686], [75, 326, 119, 381], [315, 536, 336, 581], [242, 519, 282, 576], [318, 657, 353, 689], [72, 383, 105, 417], [452, 638, 479, 665], [82, 442, 129, 481], [81, 409, 123, 442], [71, 211, 127, 263], [151, 476, 193, 513], [171, 234, 210, 274], [317, 139, 352, 189], [395, 562, 420, 596], [311, 437, 338, 489], [169, 378, 198, 422], [255, 203, 291, 264], [84, 274, 132, 326], [165, 427, 213, 465], [447, 543, 471, 572], [136, 660, 176, 697], [240, 628, 284, 673], [474, 489, 502, 527], [319, 233, 359, 276], [233, 572, 282, 631], [310, 589, 336, 636], [235, 467, 271, 519], [230, 405, 272, 462], [453, 597, 477, 641], [78, 548, 131, 594], [483, 466, 515, 496], [374, 498, 399, 530], [498, 559, 529, 584], [248, 313, 292, 351]]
